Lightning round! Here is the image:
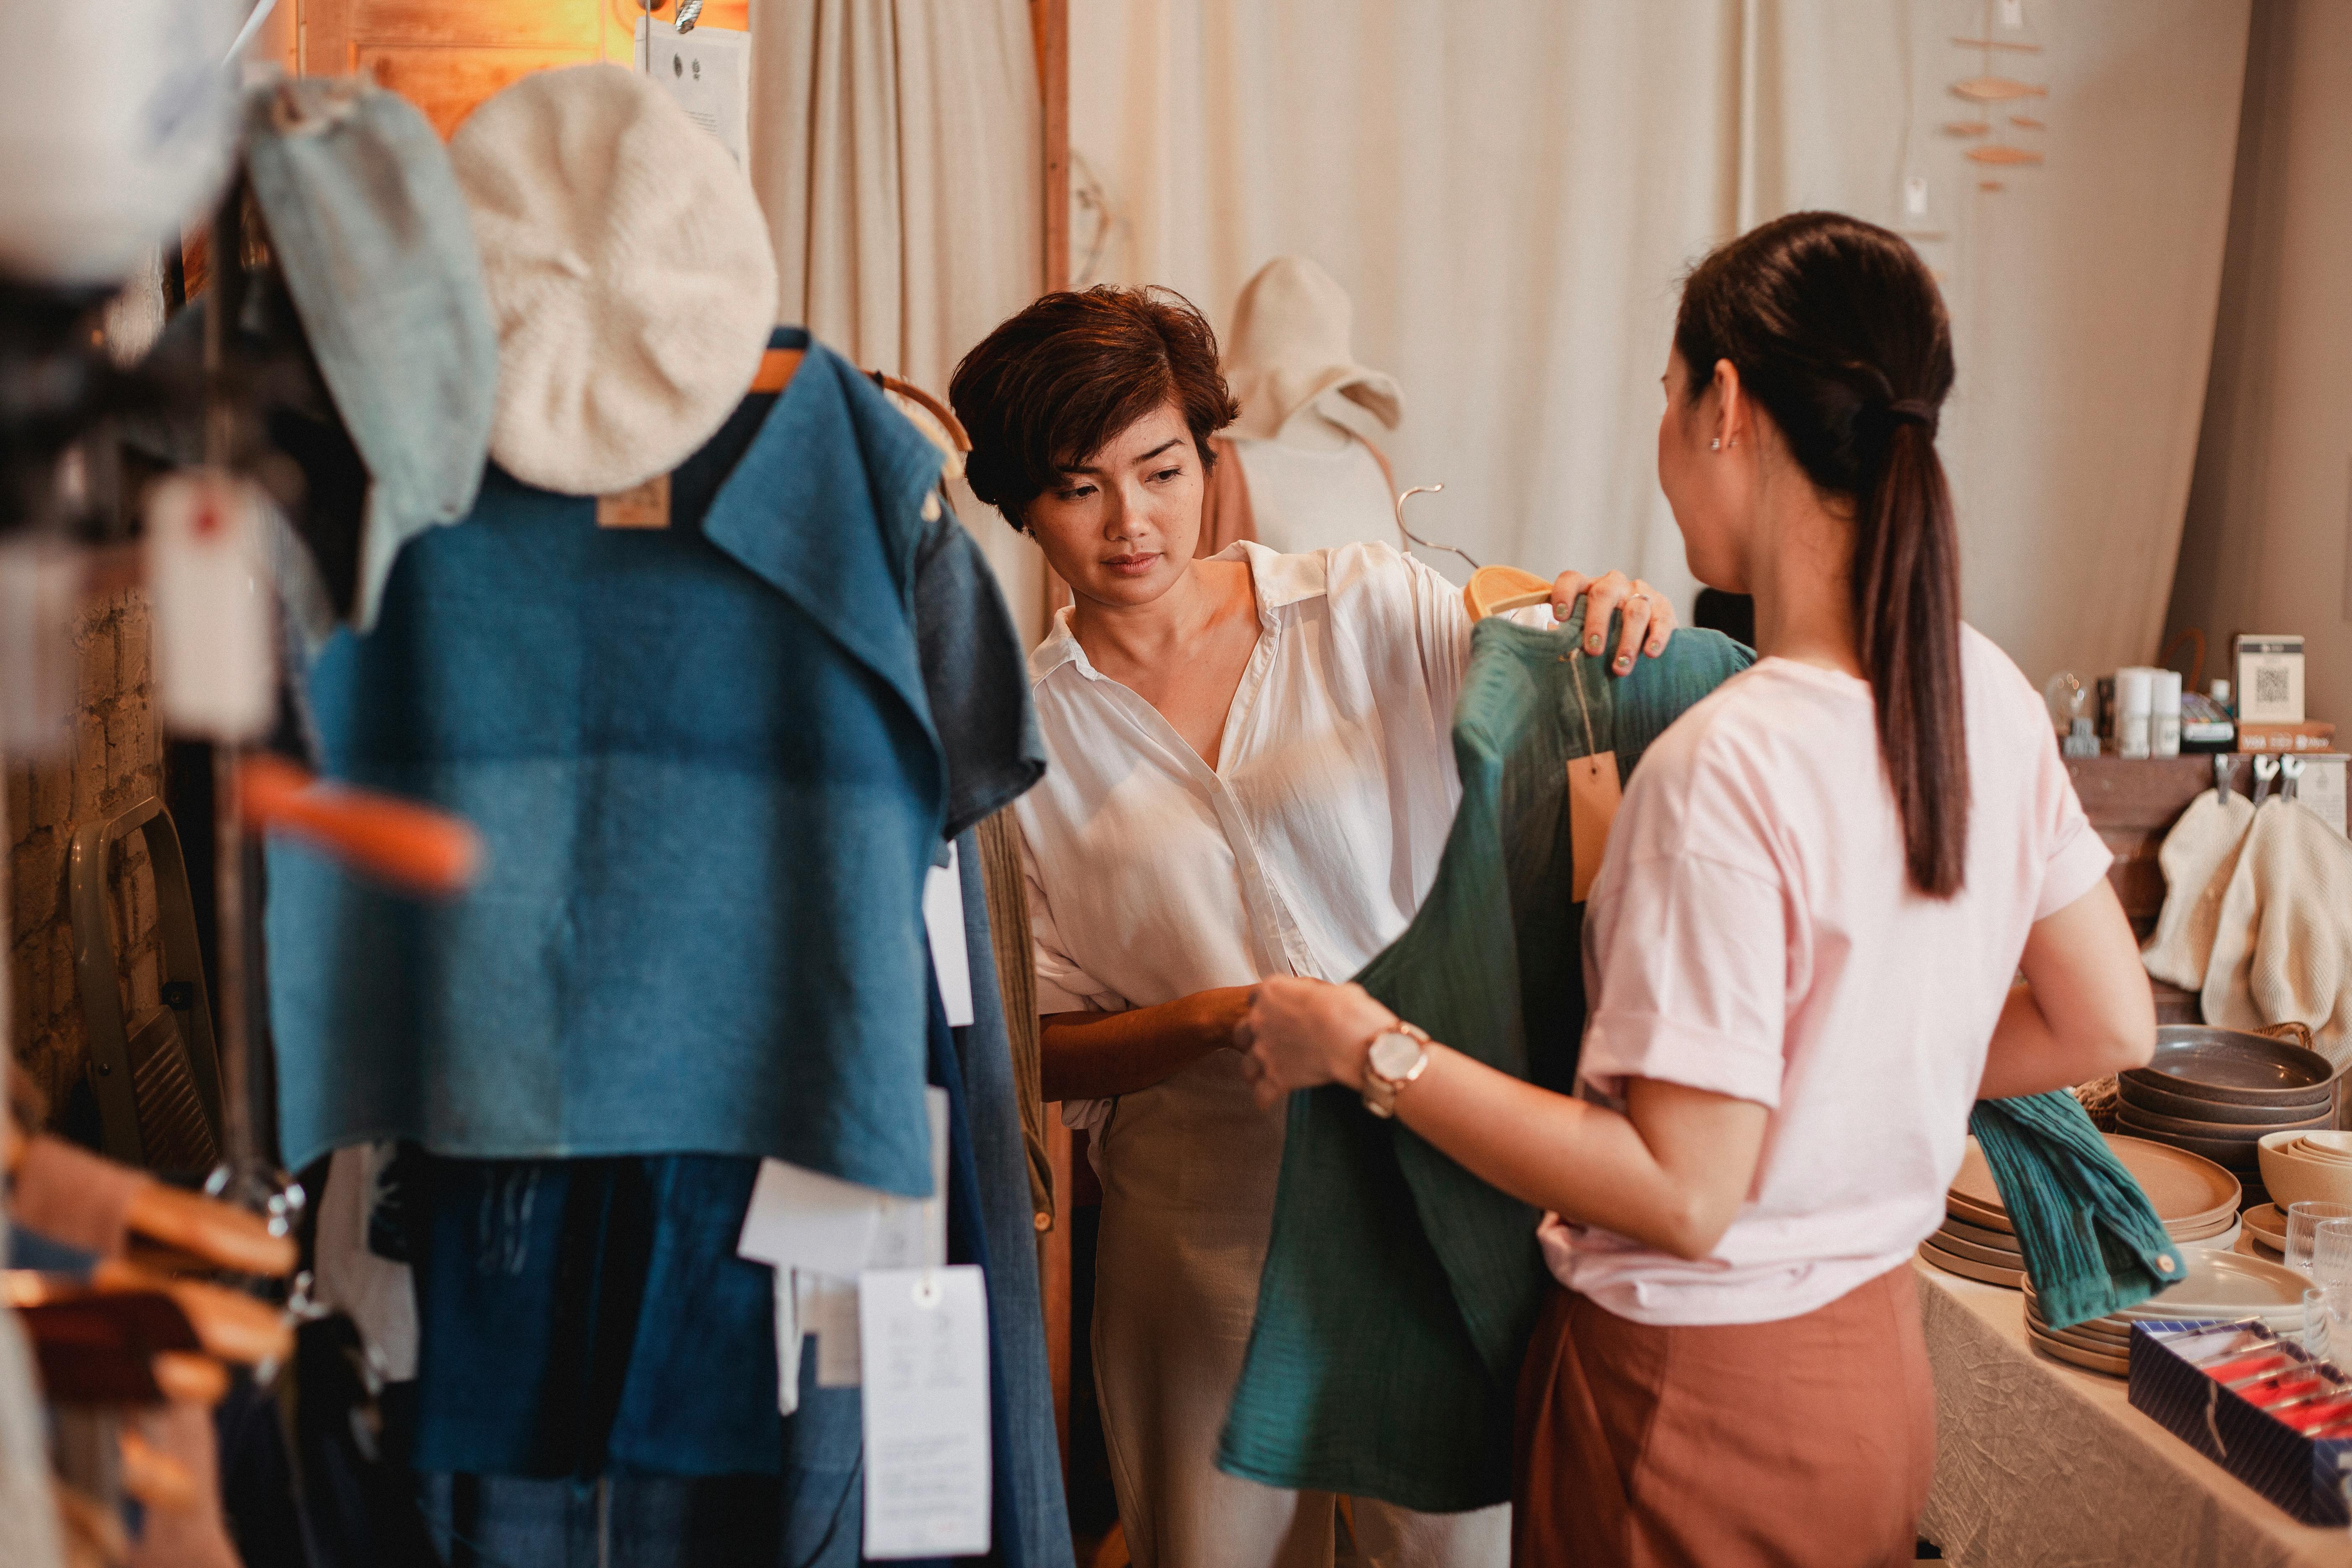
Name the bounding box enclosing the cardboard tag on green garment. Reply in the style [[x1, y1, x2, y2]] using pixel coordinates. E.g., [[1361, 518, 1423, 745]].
[[1568, 751, 1621, 903]]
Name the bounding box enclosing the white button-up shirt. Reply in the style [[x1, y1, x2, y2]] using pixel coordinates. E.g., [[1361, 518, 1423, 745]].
[[1016, 541, 1509, 1129]]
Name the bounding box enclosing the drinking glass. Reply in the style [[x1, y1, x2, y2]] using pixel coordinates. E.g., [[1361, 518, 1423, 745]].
[[2290, 1202, 2352, 1276], [2313, 1220, 2352, 1287], [2308, 1285, 2352, 1363]]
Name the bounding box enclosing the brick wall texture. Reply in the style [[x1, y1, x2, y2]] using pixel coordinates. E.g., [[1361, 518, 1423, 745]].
[[6, 587, 164, 1124]]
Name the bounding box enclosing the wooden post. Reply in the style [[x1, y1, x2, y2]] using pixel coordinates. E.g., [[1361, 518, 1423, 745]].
[[1026, 0, 1075, 1469]]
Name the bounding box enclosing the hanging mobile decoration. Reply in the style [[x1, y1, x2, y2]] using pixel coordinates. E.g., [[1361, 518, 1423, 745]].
[[1947, 0, 2050, 188]]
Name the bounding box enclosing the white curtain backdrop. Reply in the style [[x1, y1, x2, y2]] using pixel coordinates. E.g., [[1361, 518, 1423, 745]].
[[748, 0, 1046, 631], [1070, 0, 2251, 688]]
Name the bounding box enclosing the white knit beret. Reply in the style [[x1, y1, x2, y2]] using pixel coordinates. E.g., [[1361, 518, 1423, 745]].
[[449, 63, 778, 495]]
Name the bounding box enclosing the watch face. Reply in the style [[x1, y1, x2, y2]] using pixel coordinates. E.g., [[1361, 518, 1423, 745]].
[[1369, 1031, 1423, 1082]]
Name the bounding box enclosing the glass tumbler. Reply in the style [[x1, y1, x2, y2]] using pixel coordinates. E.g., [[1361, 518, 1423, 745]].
[[2313, 1220, 2352, 1287], [2308, 1285, 2352, 1363], [2291, 1203, 2352, 1276]]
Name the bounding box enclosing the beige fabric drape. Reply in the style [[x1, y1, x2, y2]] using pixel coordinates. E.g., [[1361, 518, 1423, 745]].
[[1071, 0, 2252, 686], [748, 0, 1046, 637]]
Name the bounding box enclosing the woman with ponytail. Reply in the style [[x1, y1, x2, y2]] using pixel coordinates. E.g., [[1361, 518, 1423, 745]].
[[1236, 212, 2156, 1565]]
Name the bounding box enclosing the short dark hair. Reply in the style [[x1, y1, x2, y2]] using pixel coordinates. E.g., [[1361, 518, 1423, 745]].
[[950, 285, 1240, 530]]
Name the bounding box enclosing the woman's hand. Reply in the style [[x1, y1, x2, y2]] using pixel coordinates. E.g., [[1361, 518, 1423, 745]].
[[1549, 570, 1678, 675], [1236, 978, 1398, 1109]]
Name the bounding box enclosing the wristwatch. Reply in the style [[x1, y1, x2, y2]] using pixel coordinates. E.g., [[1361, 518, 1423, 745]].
[[1360, 1020, 1432, 1119]]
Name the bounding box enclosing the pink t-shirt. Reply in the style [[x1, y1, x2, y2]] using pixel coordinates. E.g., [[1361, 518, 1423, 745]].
[[1549, 625, 2114, 1326]]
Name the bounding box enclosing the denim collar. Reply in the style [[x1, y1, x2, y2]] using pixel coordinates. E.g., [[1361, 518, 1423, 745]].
[[703, 328, 947, 772]]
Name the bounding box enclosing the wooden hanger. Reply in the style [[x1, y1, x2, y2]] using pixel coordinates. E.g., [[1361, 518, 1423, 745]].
[[118, 1428, 201, 1514], [8, 1267, 291, 1367], [872, 372, 972, 452], [239, 755, 480, 900], [1462, 565, 1555, 622], [749, 346, 804, 395], [7, 1124, 299, 1278]]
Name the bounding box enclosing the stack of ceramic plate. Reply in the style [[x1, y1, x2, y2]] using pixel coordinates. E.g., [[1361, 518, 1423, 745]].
[[1919, 1133, 2242, 1287], [2117, 1026, 2343, 1211], [2022, 1248, 2308, 1377], [2240, 1201, 2289, 1261]]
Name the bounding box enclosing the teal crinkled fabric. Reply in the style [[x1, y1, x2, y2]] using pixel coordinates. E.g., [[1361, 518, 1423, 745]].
[[1219, 610, 1751, 1512], [1970, 1094, 2185, 1329], [1218, 609, 2185, 1513]]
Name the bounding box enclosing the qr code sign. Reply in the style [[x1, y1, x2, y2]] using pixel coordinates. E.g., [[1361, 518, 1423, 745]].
[[2256, 666, 2291, 707]]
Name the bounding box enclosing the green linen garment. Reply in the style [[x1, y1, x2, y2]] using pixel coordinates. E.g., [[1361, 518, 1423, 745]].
[[1217, 609, 2184, 1513]]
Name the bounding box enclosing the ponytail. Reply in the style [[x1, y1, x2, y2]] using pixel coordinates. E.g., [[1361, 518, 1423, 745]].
[[1854, 413, 1969, 896], [1676, 211, 1969, 898]]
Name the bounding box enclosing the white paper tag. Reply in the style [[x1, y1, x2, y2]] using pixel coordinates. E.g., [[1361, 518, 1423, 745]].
[[742, 1089, 950, 1390], [859, 1265, 991, 1559], [1904, 175, 1929, 217], [147, 472, 274, 741], [802, 1272, 863, 1387], [773, 1269, 803, 1416], [2298, 758, 2348, 838], [635, 20, 750, 167], [925, 842, 975, 1028]]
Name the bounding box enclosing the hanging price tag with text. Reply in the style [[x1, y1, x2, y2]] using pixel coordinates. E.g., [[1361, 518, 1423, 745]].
[[859, 1265, 991, 1559]]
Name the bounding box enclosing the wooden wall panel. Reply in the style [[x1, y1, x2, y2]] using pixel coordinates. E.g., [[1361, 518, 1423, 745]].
[[351, 0, 599, 49], [358, 45, 595, 138], [300, 0, 745, 136]]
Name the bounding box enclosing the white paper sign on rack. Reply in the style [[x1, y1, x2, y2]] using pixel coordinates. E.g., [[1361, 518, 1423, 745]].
[[634, 20, 750, 168]]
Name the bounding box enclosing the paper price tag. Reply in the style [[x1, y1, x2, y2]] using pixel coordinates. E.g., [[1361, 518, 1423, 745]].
[[772, 1269, 803, 1415], [1568, 752, 1621, 903], [925, 842, 975, 1028], [741, 1089, 949, 1391], [859, 1265, 991, 1559], [147, 471, 274, 741], [801, 1272, 863, 1387]]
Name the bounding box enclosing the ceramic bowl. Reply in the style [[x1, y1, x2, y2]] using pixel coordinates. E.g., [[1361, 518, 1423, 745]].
[[2118, 1075, 2333, 1126], [2258, 1130, 2352, 1209], [2116, 1101, 2335, 1142], [2128, 1026, 2340, 1109]]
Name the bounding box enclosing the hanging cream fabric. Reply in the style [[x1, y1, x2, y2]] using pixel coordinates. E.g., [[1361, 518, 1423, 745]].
[[1070, 0, 2251, 682], [2201, 798, 2352, 1065], [747, 0, 1045, 636], [2141, 785, 2256, 992]]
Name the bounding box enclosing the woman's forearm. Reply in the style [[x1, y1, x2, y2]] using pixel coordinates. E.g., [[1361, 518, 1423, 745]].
[[1042, 986, 1254, 1102], [1975, 880, 2156, 1101], [1393, 1047, 1767, 1261]]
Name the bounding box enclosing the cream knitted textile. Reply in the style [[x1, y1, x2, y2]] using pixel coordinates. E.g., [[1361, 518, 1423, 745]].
[[450, 64, 777, 496], [1222, 256, 1402, 443], [2197, 799, 2352, 1064], [2141, 788, 2256, 990]]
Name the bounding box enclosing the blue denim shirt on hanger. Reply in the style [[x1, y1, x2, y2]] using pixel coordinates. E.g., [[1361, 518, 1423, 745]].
[[266, 330, 947, 1196]]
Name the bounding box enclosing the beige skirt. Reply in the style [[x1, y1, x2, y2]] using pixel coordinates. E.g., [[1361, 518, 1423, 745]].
[[1513, 1264, 1936, 1568], [1093, 1050, 1510, 1568]]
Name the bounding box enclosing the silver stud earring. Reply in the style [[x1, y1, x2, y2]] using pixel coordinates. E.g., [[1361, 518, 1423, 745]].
[[1710, 438, 1721, 451]]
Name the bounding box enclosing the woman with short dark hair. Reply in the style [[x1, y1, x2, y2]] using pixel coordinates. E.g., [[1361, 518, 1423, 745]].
[[951, 285, 1675, 1568], [1238, 213, 2155, 1565]]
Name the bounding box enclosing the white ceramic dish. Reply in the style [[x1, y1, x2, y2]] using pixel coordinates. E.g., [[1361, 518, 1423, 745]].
[[2112, 1246, 2306, 1320]]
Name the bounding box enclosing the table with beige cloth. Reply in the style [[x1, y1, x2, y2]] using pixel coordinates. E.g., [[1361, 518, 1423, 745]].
[[1918, 1262, 2352, 1566]]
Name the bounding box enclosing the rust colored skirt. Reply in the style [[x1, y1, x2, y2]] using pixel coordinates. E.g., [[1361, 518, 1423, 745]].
[[1512, 1264, 1935, 1568]]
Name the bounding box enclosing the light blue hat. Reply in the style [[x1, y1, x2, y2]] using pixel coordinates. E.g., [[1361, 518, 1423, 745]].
[[245, 76, 498, 629]]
